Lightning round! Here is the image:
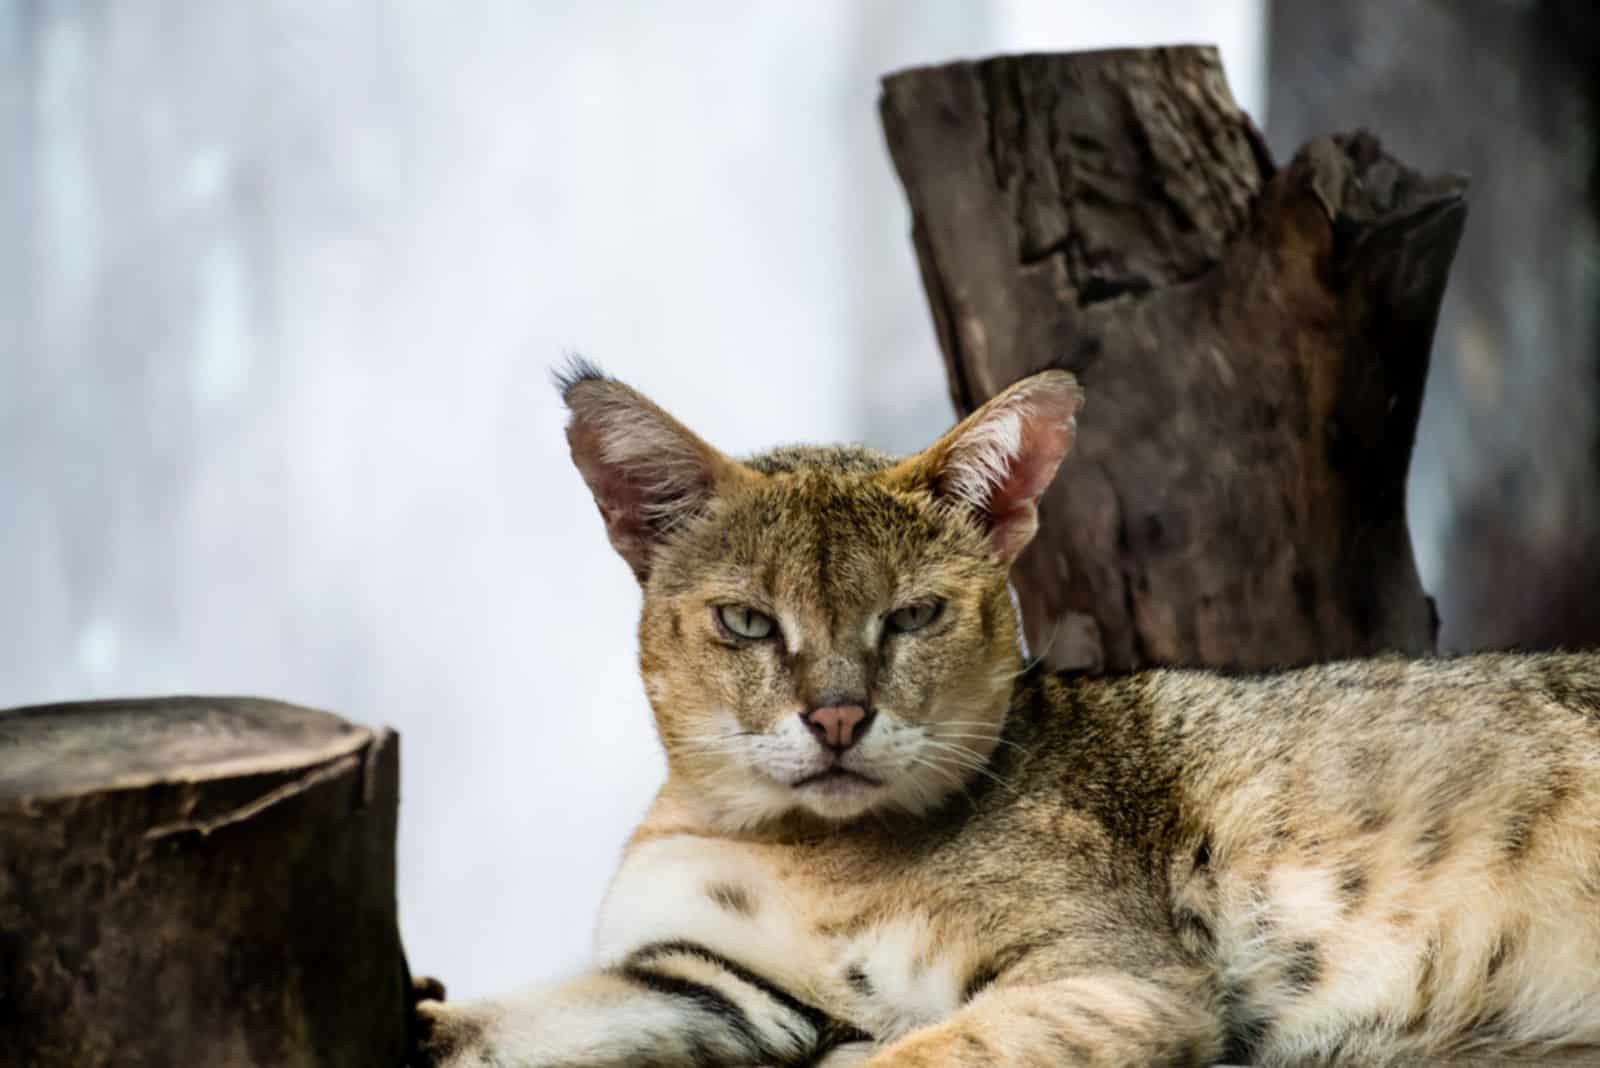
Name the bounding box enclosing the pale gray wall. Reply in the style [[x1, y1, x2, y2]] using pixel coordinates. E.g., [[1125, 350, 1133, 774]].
[[1, 1, 1263, 997]]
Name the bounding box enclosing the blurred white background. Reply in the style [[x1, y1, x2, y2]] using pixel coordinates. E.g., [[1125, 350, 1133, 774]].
[[1, 2, 1263, 996]]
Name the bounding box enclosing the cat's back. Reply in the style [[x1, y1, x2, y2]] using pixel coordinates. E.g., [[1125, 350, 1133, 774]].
[[1117, 650, 1600, 1063], [1142, 650, 1600, 846], [913, 650, 1600, 912]]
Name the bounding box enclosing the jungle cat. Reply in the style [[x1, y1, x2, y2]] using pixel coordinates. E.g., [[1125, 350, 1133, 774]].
[[415, 362, 1600, 1067]]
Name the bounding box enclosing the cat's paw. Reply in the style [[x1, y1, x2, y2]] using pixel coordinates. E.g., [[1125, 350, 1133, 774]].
[[410, 979, 491, 1068], [412, 975, 448, 1004]]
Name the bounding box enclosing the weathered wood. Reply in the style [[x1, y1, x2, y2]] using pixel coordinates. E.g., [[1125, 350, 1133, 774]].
[[880, 47, 1463, 672], [1268, 0, 1600, 654], [0, 697, 411, 1068]]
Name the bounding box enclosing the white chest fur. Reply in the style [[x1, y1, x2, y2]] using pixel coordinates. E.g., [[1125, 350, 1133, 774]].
[[595, 836, 965, 1040], [831, 914, 965, 1038]]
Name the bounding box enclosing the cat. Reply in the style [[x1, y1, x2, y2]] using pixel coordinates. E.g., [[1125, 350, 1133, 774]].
[[414, 361, 1600, 1067]]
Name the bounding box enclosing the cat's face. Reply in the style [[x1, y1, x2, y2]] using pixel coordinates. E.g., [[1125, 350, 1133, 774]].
[[562, 362, 1082, 829], [634, 449, 1023, 827]]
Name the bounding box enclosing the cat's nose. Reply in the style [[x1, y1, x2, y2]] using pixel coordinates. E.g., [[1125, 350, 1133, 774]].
[[801, 704, 874, 752]]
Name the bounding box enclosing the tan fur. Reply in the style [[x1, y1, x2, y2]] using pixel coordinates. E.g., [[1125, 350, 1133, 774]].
[[417, 365, 1600, 1068]]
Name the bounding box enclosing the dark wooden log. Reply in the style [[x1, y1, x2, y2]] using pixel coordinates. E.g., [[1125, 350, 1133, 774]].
[[0, 697, 411, 1068], [880, 46, 1464, 673], [1268, 0, 1600, 654]]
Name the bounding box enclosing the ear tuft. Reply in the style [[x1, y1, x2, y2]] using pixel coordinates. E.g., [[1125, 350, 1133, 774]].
[[560, 366, 742, 582], [893, 370, 1084, 564], [552, 354, 611, 401]]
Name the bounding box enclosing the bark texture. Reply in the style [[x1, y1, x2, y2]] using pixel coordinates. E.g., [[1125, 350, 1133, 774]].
[[881, 47, 1463, 672], [0, 697, 410, 1068], [1269, 0, 1600, 653]]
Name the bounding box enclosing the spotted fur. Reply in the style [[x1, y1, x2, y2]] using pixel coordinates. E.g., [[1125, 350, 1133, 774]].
[[416, 366, 1600, 1068]]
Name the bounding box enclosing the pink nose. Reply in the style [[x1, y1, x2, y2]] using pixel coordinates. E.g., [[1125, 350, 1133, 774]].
[[802, 704, 873, 752]]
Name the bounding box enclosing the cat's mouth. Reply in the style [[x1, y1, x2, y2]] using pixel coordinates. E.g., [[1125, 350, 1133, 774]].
[[791, 767, 883, 793]]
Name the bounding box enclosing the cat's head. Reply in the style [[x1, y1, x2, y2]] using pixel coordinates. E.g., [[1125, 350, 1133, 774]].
[[561, 361, 1082, 829]]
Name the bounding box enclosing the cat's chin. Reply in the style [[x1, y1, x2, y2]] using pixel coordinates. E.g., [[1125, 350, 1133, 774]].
[[790, 770, 887, 820]]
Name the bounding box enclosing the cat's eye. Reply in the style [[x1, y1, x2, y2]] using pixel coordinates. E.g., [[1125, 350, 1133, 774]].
[[886, 599, 944, 634], [716, 604, 776, 641]]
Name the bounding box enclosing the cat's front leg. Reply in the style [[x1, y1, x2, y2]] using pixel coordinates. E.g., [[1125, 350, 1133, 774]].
[[412, 942, 845, 1068], [854, 970, 1220, 1068]]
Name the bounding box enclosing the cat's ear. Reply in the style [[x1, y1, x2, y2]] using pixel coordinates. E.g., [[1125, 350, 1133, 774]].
[[890, 370, 1084, 564], [558, 360, 747, 582]]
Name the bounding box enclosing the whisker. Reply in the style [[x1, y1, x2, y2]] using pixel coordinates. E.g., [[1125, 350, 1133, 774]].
[[906, 755, 980, 808], [992, 614, 1062, 684], [936, 731, 1025, 752], [934, 722, 1026, 751], [917, 740, 1018, 794]]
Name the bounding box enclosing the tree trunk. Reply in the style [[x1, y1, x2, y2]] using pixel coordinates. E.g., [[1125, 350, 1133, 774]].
[[880, 46, 1462, 673], [1268, 0, 1600, 654], [0, 697, 411, 1068]]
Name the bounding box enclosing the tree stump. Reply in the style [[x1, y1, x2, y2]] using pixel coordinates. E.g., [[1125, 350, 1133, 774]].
[[880, 46, 1465, 673], [0, 697, 411, 1068], [1268, 0, 1600, 654]]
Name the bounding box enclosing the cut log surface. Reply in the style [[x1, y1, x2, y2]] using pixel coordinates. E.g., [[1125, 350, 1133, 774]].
[[0, 697, 410, 1068], [881, 47, 1465, 673]]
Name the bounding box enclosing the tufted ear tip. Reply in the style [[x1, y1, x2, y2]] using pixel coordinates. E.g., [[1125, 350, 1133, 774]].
[[560, 368, 744, 582], [552, 354, 612, 402]]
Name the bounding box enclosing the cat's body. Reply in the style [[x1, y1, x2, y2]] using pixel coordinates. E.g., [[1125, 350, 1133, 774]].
[[416, 366, 1600, 1067]]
